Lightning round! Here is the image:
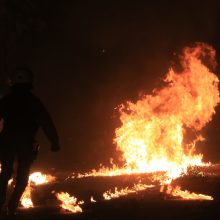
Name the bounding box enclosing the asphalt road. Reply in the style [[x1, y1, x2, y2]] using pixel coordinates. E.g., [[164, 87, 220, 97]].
[[1, 166, 220, 220]]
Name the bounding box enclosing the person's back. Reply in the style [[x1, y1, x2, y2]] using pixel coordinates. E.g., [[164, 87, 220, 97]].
[[1, 85, 40, 147], [0, 84, 58, 149], [0, 68, 60, 215]]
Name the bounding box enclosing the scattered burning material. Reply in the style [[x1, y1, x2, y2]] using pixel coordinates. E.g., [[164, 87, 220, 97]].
[[90, 196, 96, 203], [21, 172, 56, 208], [103, 183, 155, 200], [55, 192, 83, 213], [29, 172, 56, 185], [160, 185, 213, 200]]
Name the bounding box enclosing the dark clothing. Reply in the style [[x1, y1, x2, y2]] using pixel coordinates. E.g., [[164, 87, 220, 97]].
[[0, 85, 59, 212], [0, 85, 59, 151]]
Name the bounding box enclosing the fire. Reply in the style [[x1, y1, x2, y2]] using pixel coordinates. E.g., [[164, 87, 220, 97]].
[[161, 185, 213, 200], [8, 43, 219, 211], [71, 43, 219, 202], [55, 192, 83, 213], [115, 43, 219, 178], [103, 183, 155, 200], [21, 172, 55, 208], [29, 172, 56, 185], [20, 185, 33, 208], [74, 43, 219, 181], [90, 196, 96, 203]]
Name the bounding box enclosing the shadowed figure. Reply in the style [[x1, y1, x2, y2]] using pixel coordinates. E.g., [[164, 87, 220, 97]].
[[0, 68, 60, 215]]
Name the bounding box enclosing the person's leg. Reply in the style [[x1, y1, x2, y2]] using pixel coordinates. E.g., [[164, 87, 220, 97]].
[[8, 153, 33, 214], [0, 153, 14, 211]]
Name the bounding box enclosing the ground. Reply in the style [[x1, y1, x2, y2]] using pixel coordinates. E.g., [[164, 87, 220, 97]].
[[1, 198, 220, 220], [1, 166, 220, 220]]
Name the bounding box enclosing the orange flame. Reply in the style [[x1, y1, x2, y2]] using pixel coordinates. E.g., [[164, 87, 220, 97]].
[[20, 185, 33, 208], [161, 185, 213, 200], [21, 172, 56, 208], [90, 196, 96, 203], [114, 43, 219, 179], [29, 172, 56, 185], [55, 192, 83, 213], [103, 183, 154, 200], [74, 43, 219, 183]]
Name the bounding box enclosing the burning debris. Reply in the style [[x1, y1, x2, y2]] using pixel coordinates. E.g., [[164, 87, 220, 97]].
[[114, 42, 219, 178], [103, 183, 155, 200], [29, 172, 56, 185], [20, 172, 56, 208], [74, 43, 219, 181], [55, 192, 83, 213], [20, 184, 33, 208], [160, 185, 213, 201], [90, 196, 96, 203], [71, 43, 219, 203]]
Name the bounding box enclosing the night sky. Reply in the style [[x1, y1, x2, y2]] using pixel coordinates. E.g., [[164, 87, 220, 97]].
[[1, 0, 220, 171]]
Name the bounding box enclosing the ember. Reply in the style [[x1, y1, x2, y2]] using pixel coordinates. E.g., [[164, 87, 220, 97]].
[[115, 43, 219, 178]]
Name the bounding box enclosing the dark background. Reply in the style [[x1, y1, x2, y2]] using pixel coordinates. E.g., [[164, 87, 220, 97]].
[[1, 0, 220, 172]]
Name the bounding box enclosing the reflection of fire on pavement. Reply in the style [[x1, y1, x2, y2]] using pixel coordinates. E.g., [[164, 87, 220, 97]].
[[16, 43, 218, 212]]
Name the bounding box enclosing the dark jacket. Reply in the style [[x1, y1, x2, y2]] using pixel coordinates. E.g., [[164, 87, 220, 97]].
[[0, 85, 59, 153]]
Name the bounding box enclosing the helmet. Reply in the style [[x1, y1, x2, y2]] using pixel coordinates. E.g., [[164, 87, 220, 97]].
[[9, 68, 34, 86]]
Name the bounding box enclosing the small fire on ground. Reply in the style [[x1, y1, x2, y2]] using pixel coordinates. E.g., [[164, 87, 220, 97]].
[[55, 192, 83, 213], [103, 183, 155, 200], [160, 185, 213, 200], [20, 172, 56, 208]]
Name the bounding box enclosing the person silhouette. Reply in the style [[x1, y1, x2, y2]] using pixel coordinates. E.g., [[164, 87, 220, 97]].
[[0, 68, 60, 215]]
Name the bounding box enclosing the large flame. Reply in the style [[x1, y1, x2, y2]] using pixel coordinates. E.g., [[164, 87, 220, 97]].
[[115, 43, 219, 178], [20, 185, 33, 208], [160, 185, 213, 200], [71, 43, 219, 201], [73, 43, 219, 182], [90, 196, 96, 203], [29, 172, 56, 185]]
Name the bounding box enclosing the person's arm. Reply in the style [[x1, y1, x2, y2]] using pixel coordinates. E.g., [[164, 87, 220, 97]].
[[36, 100, 60, 152]]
